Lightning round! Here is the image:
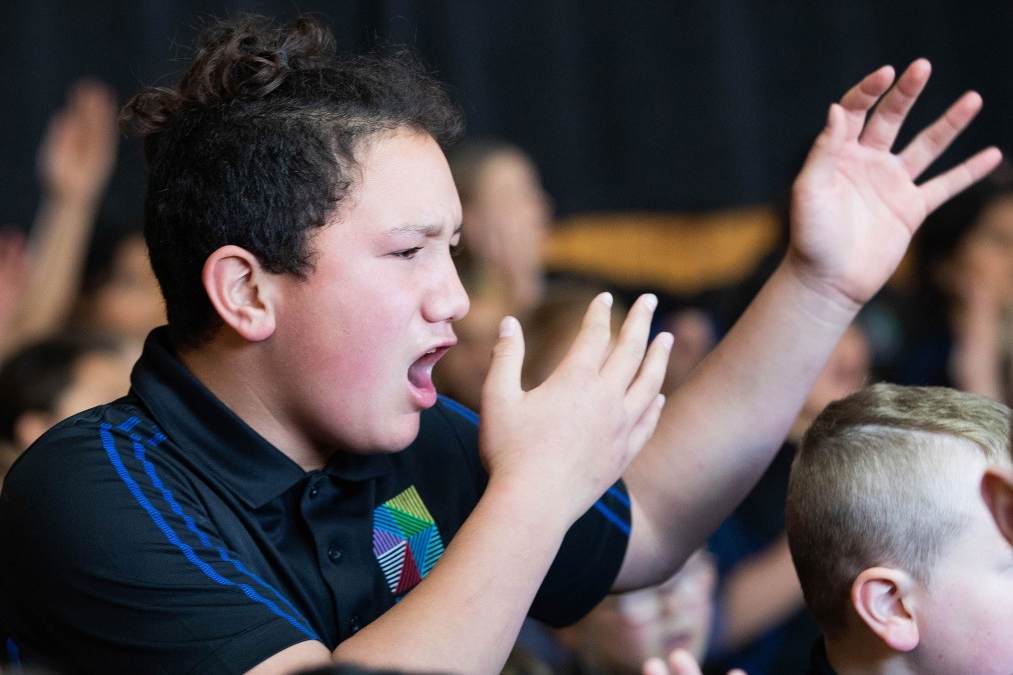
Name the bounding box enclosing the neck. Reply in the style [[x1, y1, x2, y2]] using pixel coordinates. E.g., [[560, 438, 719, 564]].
[[788, 412, 812, 445], [179, 334, 329, 472], [825, 635, 915, 675]]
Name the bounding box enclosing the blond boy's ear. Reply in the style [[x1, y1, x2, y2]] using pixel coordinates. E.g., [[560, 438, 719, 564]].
[[202, 245, 278, 342], [982, 468, 1013, 545], [851, 567, 920, 652]]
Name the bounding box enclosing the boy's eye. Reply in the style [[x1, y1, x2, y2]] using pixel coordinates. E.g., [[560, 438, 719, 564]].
[[392, 247, 422, 259]]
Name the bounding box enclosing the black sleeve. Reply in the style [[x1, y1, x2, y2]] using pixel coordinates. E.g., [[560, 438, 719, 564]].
[[529, 480, 631, 626]]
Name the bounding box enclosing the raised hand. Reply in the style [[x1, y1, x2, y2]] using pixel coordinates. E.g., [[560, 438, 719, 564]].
[[788, 59, 1002, 310], [37, 79, 119, 205], [479, 293, 672, 523]]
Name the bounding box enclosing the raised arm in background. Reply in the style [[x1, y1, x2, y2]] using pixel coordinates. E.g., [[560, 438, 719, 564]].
[[0, 80, 118, 357], [616, 59, 1003, 587]]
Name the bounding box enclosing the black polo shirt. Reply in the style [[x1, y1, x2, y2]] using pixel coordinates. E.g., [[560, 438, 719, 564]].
[[0, 328, 631, 674]]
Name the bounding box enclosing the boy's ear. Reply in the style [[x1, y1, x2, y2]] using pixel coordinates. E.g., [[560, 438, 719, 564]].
[[982, 468, 1013, 545], [851, 567, 920, 652], [202, 245, 277, 342]]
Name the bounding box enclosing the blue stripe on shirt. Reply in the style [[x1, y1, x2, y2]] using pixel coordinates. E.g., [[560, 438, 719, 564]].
[[100, 419, 319, 641], [437, 396, 479, 426]]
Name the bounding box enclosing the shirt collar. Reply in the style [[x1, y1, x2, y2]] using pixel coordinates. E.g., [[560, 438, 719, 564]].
[[129, 327, 392, 509]]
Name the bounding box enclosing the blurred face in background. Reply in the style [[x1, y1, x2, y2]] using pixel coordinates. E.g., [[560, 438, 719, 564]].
[[572, 549, 717, 673], [11, 344, 134, 451], [953, 194, 1013, 309], [467, 149, 552, 263], [799, 325, 872, 430], [78, 232, 164, 347]]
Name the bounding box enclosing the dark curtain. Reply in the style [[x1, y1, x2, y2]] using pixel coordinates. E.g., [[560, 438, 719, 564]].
[[2, 0, 1011, 228]]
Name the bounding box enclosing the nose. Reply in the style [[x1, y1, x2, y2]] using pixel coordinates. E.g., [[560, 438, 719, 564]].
[[423, 255, 470, 324]]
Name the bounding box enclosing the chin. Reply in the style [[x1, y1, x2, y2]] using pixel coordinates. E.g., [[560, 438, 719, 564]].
[[373, 415, 423, 453]]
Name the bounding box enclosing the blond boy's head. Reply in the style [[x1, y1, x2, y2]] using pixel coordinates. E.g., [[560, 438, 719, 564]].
[[787, 383, 1013, 673]]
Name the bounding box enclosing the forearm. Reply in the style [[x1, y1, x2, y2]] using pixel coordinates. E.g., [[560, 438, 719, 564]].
[[9, 191, 99, 345], [618, 259, 856, 586], [331, 481, 574, 674]]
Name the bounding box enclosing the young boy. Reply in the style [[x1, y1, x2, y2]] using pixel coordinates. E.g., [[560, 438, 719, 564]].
[[786, 383, 1013, 674], [0, 13, 1000, 675]]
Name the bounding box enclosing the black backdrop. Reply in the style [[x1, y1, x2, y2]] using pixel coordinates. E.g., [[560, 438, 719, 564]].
[[3, 1, 1012, 229]]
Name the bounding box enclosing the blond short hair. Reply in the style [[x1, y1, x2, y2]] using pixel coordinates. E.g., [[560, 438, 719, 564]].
[[786, 383, 1012, 638]]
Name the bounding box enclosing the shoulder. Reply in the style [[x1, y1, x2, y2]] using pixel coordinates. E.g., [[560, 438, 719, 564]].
[[0, 397, 193, 557], [4, 397, 154, 488]]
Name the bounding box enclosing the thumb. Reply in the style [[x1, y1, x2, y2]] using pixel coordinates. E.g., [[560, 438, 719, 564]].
[[797, 102, 846, 191], [482, 315, 525, 408]]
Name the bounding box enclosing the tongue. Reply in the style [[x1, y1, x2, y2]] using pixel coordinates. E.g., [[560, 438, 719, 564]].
[[408, 356, 435, 393]]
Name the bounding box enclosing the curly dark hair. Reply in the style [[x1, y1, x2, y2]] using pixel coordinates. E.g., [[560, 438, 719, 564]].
[[120, 14, 464, 348]]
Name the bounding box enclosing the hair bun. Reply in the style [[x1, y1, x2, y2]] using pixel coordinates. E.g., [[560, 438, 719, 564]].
[[120, 15, 336, 139]]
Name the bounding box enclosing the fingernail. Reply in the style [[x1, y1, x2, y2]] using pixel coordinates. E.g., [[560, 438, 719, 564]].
[[658, 331, 674, 349], [643, 294, 658, 311], [600, 292, 613, 308], [499, 316, 516, 337]]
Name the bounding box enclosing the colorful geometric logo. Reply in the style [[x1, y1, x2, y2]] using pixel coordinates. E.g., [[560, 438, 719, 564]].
[[373, 486, 445, 598]]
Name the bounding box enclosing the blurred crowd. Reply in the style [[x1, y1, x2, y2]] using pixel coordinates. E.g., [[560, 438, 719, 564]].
[[3, 75, 1013, 675]]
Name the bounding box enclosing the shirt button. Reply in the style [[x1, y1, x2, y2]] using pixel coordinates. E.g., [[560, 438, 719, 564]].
[[308, 485, 319, 499], [327, 544, 343, 564], [350, 616, 362, 633]]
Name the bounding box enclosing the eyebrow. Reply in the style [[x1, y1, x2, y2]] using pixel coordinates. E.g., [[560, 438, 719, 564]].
[[388, 222, 462, 239]]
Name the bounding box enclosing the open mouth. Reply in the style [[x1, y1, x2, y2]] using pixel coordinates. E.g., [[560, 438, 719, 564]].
[[407, 346, 449, 407]]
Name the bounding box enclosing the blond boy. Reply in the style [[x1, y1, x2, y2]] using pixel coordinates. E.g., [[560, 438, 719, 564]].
[[787, 383, 1013, 675]]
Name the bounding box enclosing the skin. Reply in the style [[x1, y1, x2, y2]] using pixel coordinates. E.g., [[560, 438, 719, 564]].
[[185, 129, 671, 674], [1, 80, 119, 358], [825, 445, 1013, 675], [461, 148, 552, 313], [179, 59, 998, 674], [792, 324, 872, 442], [185, 130, 470, 468], [713, 325, 871, 653], [432, 292, 509, 411], [12, 348, 134, 451], [941, 193, 1013, 402], [910, 453, 1013, 675], [573, 549, 717, 673], [643, 649, 746, 675], [78, 233, 165, 346], [615, 60, 1001, 592]]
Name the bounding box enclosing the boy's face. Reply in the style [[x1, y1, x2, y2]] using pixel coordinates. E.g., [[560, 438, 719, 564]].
[[269, 129, 468, 454], [908, 451, 1013, 674]]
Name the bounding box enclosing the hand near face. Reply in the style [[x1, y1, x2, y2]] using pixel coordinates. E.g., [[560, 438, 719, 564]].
[[642, 648, 747, 675], [788, 59, 1002, 311], [479, 293, 672, 524]]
